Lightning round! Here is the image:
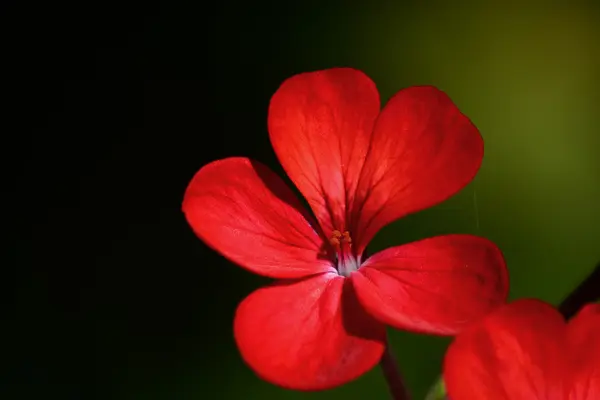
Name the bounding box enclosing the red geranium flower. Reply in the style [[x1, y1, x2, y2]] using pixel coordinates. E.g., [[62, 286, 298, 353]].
[[183, 68, 508, 390], [444, 299, 600, 400]]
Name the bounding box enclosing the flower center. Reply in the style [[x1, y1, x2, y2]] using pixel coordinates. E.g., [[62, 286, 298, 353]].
[[329, 230, 360, 277]]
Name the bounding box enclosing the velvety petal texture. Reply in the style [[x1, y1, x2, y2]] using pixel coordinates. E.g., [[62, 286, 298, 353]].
[[444, 299, 590, 400], [268, 70, 483, 254], [567, 303, 600, 400], [352, 86, 484, 252], [268, 68, 380, 240], [182, 157, 333, 279], [234, 273, 386, 390], [351, 234, 508, 334]]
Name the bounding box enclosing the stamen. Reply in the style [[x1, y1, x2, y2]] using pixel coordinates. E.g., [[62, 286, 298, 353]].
[[329, 230, 342, 246], [342, 231, 351, 244], [329, 230, 359, 277]]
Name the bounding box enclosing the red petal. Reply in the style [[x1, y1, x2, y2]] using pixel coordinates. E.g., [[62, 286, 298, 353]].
[[351, 235, 508, 334], [352, 86, 483, 252], [234, 273, 386, 390], [182, 157, 334, 279], [443, 299, 567, 400], [268, 68, 381, 239], [567, 303, 600, 399]]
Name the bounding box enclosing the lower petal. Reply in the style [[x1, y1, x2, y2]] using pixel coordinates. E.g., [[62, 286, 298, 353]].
[[351, 234, 508, 334], [234, 273, 386, 391], [443, 299, 568, 400], [567, 303, 600, 400]]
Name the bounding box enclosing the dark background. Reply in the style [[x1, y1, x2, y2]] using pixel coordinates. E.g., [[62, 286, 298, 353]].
[[9, 2, 600, 399]]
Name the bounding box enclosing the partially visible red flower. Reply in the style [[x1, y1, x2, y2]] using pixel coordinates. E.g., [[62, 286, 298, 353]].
[[183, 68, 509, 390], [444, 299, 600, 400]]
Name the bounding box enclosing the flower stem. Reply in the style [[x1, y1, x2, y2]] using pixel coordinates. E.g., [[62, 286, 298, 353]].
[[379, 335, 410, 400], [424, 376, 447, 400], [559, 262, 600, 320]]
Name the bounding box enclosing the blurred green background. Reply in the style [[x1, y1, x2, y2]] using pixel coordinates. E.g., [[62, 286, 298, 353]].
[[141, 2, 600, 400], [195, 3, 600, 399], [24, 1, 600, 400]]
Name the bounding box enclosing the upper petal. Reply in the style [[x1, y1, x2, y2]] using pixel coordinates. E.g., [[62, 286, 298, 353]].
[[567, 303, 600, 400], [182, 157, 334, 279], [351, 234, 508, 335], [443, 299, 567, 400], [352, 86, 484, 252], [268, 68, 381, 238], [234, 273, 386, 390]]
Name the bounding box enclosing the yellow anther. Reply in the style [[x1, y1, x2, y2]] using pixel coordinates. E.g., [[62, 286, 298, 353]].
[[342, 231, 352, 243], [330, 230, 352, 248]]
